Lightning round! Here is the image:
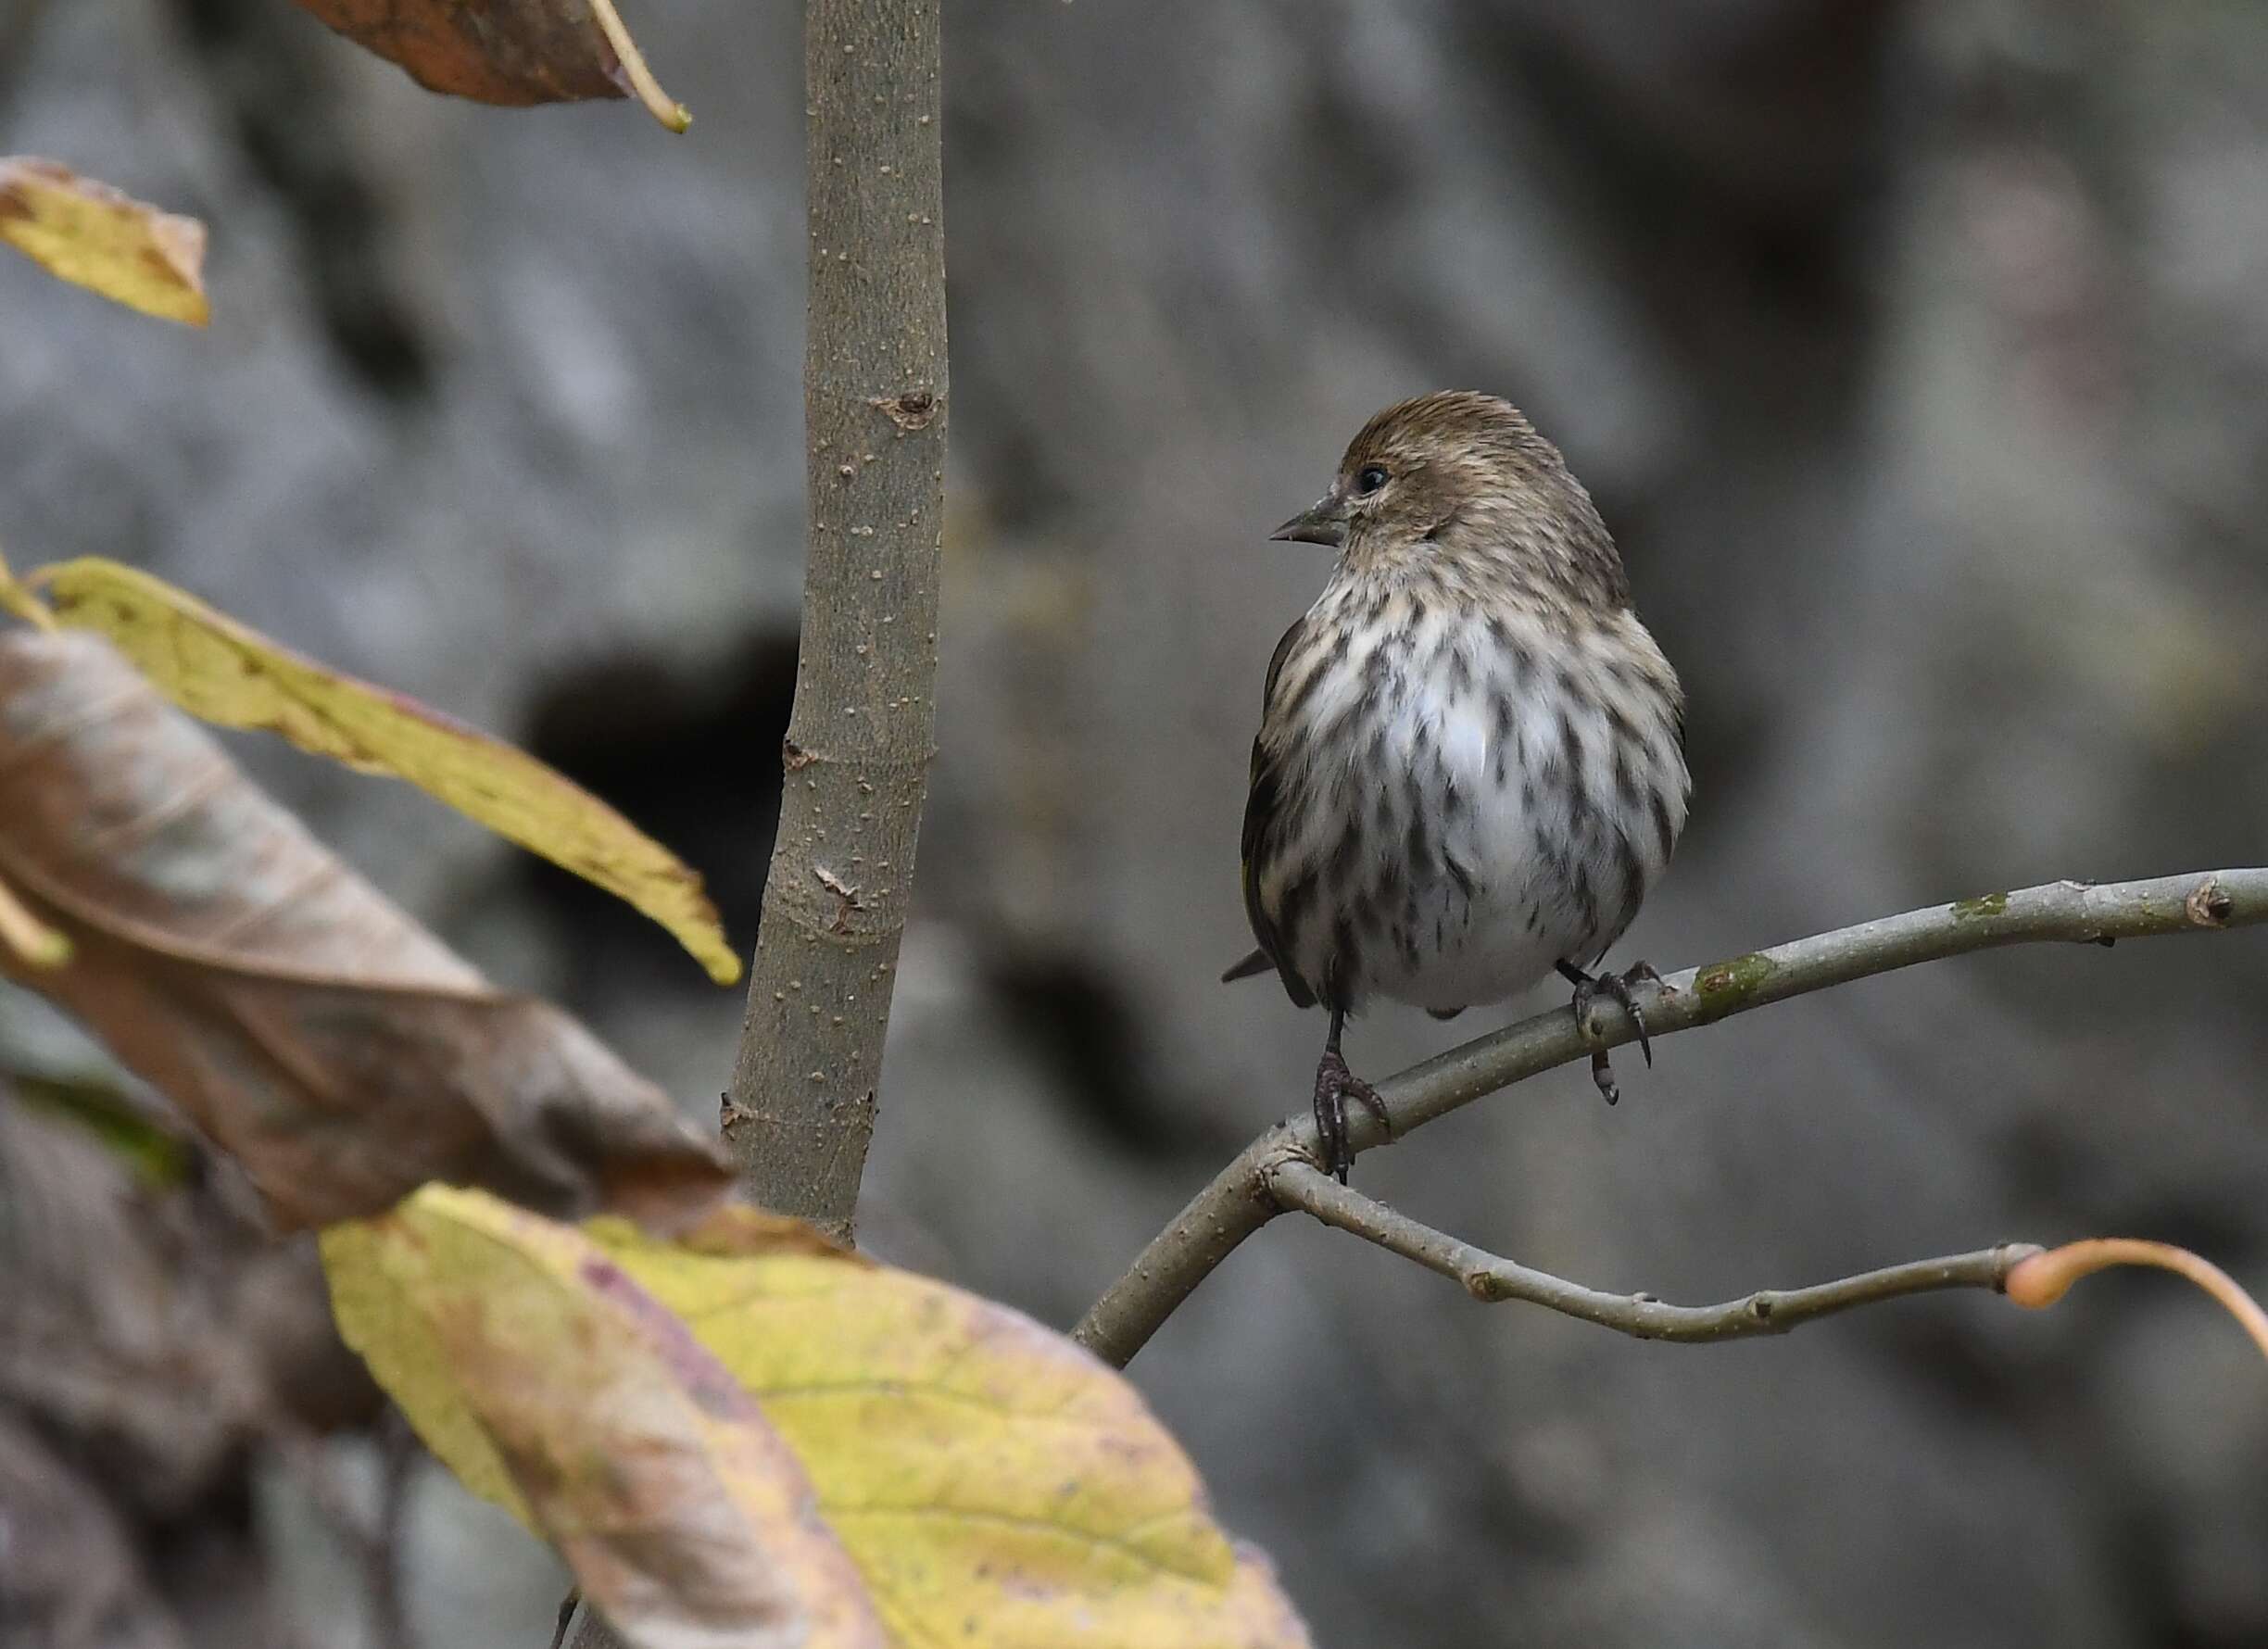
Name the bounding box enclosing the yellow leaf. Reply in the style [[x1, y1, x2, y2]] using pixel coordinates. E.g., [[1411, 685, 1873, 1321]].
[[32, 558, 740, 985], [330, 1196, 1309, 1647], [0, 158, 209, 325], [322, 1189, 888, 1649], [598, 1203, 1312, 1649]]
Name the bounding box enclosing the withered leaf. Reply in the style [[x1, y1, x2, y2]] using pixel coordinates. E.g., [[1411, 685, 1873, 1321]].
[[333, 1192, 1315, 1649], [0, 629, 731, 1231], [35, 557, 740, 986], [289, 0, 690, 130], [0, 157, 208, 325], [598, 1204, 1316, 1649], [325, 1189, 889, 1649]]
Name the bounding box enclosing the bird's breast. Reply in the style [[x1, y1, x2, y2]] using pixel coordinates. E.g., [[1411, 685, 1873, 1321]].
[[1256, 586, 1688, 1010]]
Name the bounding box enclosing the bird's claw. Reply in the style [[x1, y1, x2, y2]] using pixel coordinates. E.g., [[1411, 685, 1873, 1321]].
[[1564, 961, 1662, 1106], [1314, 1049, 1391, 1183]]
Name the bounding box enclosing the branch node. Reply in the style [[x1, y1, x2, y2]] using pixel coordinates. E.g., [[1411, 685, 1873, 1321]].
[[870, 389, 939, 431], [2186, 875, 2234, 928]]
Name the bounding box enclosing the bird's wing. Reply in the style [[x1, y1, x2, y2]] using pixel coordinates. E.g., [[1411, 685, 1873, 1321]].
[[1232, 615, 1317, 1008]]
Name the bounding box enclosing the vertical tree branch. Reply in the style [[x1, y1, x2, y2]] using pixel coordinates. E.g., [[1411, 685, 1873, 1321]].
[[568, 4, 942, 1643], [720, 0, 947, 1246]]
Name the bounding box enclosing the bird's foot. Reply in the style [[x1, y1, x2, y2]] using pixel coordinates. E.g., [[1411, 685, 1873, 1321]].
[[1313, 1048, 1392, 1184], [1558, 960, 1662, 1106]]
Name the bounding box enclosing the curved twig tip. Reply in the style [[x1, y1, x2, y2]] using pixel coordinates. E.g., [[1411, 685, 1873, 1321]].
[[2007, 1239, 2268, 1364], [587, 0, 691, 132]]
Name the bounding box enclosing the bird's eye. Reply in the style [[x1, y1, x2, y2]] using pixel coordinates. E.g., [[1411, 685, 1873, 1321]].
[[1354, 465, 1389, 496]]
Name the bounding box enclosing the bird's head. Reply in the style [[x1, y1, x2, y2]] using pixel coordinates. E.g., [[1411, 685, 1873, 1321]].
[[1269, 390, 1628, 608]]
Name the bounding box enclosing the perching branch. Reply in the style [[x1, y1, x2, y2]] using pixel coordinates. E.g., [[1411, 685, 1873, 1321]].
[[720, 0, 947, 1248], [1270, 1160, 2036, 1341], [1074, 869, 2268, 1367]]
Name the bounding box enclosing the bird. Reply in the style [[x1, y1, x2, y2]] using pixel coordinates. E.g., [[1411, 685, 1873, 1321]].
[[1223, 390, 1690, 1183]]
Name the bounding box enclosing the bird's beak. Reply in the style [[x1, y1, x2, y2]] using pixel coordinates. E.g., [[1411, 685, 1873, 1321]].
[[1269, 494, 1348, 548]]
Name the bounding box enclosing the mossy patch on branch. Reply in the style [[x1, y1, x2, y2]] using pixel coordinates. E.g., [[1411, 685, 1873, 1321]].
[[1693, 951, 1778, 1018]]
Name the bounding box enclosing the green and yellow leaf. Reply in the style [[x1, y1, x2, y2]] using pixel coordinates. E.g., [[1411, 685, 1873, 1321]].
[[0, 158, 208, 325], [32, 558, 738, 984], [323, 1188, 886, 1649], [325, 1190, 1311, 1649]]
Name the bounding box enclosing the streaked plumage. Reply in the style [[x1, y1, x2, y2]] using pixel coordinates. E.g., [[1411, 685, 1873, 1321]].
[[1228, 391, 1690, 1179]]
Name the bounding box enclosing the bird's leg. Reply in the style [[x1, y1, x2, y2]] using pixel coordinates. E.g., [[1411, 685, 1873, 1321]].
[[1556, 959, 1662, 1106], [1313, 1007, 1392, 1183]]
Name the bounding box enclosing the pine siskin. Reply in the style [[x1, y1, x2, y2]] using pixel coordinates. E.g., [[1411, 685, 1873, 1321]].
[[1224, 391, 1691, 1181]]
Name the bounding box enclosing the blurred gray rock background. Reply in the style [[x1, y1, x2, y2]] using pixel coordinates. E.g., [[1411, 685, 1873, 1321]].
[[4, 0, 2266, 1644]]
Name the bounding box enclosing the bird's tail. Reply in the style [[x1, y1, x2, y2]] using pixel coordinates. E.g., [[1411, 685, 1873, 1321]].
[[1219, 948, 1274, 984]]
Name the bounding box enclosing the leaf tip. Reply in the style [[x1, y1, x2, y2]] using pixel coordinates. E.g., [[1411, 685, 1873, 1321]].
[[16, 927, 74, 970], [0, 872, 70, 969]]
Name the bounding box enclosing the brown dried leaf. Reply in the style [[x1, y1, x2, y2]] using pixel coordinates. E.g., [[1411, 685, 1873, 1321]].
[[0, 157, 208, 326], [289, 0, 690, 130], [0, 629, 731, 1231]]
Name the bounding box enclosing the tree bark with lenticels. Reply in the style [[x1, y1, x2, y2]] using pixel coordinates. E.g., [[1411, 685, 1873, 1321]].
[[720, 0, 947, 1247], [566, 3, 943, 1643]]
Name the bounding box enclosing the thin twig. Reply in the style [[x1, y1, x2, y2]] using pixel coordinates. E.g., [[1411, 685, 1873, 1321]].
[[2007, 1240, 2268, 1360], [585, 0, 690, 131], [369, 1408, 420, 1649], [1074, 868, 2268, 1367], [1270, 1160, 2037, 1341], [265, 1426, 376, 1555]]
